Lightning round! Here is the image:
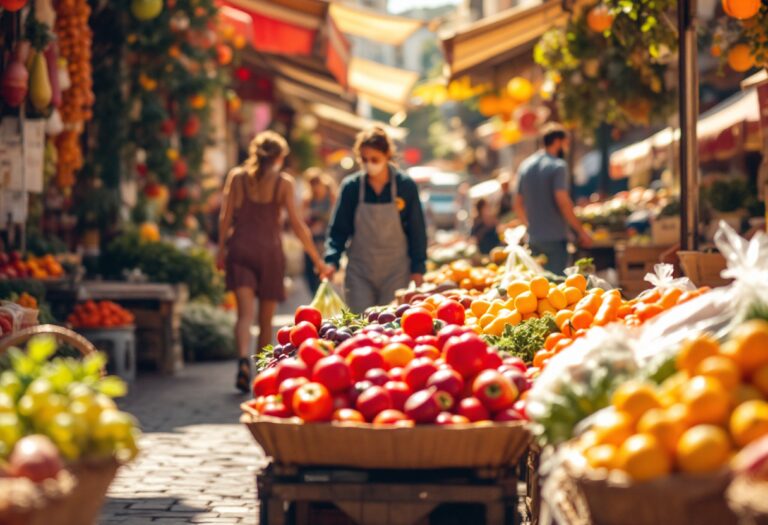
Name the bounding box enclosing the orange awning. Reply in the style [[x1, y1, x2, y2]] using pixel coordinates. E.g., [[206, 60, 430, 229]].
[[348, 57, 419, 114], [329, 3, 423, 46]]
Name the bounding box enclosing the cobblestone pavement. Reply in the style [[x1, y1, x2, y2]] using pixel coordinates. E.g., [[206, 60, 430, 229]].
[[100, 281, 312, 524]]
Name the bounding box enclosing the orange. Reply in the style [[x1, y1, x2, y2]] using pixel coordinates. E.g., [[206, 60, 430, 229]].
[[676, 334, 720, 374], [658, 371, 690, 406], [566, 273, 588, 293], [563, 286, 583, 306], [544, 332, 566, 351], [555, 309, 573, 329], [585, 444, 619, 470], [571, 310, 594, 331], [695, 355, 741, 390], [637, 407, 686, 454], [730, 400, 768, 447], [752, 364, 768, 396], [592, 410, 635, 447], [612, 381, 663, 423], [659, 287, 684, 309], [381, 344, 414, 368], [726, 320, 768, 374], [470, 300, 491, 318], [515, 292, 538, 315], [537, 299, 557, 317], [575, 294, 601, 316], [681, 376, 731, 425], [616, 434, 671, 481], [487, 301, 503, 317], [547, 288, 568, 310], [727, 43, 755, 72], [533, 349, 553, 368], [676, 425, 732, 474], [530, 277, 550, 299], [506, 280, 529, 299], [478, 313, 495, 329], [484, 317, 507, 337]]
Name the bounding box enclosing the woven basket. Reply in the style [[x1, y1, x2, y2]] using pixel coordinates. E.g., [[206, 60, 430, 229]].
[[727, 477, 768, 525], [0, 324, 98, 356], [677, 250, 731, 288], [242, 404, 531, 469]]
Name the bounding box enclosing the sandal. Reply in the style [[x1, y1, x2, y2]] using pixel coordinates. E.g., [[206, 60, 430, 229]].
[[236, 358, 251, 394]]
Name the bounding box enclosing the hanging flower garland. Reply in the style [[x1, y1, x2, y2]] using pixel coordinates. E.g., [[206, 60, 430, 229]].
[[534, 1, 677, 138]]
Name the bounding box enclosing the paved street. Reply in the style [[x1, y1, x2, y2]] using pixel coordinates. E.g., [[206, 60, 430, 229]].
[[100, 280, 312, 524]]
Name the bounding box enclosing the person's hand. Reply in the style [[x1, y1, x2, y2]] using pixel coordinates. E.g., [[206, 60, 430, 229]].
[[216, 249, 226, 271], [411, 273, 424, 287], [318, 263, 336, 281], [578, 229, 593, 248]]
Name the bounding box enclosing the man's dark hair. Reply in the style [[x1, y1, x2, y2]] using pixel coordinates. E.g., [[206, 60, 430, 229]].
[[542, 123, 567, 147]]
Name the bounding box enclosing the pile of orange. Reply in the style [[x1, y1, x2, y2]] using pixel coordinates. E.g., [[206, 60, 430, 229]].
[[425, 259, 499, 293], [533, 284, 711, 369], [15, 292, 38, 309], [577, 320, 768, 481], [68, 301, 135, 329], [25, 254, 65, 279]]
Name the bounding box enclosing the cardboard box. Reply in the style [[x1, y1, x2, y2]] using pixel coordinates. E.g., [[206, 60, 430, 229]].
[[677, 251, 731, 288], [241, 405, 531, 469], [651, 216, 680, 246]]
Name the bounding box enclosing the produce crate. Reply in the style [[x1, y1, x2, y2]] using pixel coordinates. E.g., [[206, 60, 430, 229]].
[[257, 461, 523, 525], [650, 216, 680, 246], [727, 476, 768, 525], [677, 251, 731, 288], [570, 467, 737, 525], [614, 244, 669, 298], [241, 406, 531, 470]]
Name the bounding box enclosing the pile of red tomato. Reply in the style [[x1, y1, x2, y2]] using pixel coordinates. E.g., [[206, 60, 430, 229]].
[[248, 304, 534, 426]]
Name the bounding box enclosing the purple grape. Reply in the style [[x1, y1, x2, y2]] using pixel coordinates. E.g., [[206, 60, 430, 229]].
[[395, 304, 410, 318], [349, 380, 373, 406], [325, 328, 337, 341], [367, 310, 380, 323], [272, 345, 285, 357], [337, 329, 352, 342], [378, 311, 396, 324], [367, 324, 385, 333], [283, 343, 296, 356], [319, 323, 332, 337]]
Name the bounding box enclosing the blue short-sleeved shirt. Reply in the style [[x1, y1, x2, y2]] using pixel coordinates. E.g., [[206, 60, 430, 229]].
[[515, 151, 569, 242]]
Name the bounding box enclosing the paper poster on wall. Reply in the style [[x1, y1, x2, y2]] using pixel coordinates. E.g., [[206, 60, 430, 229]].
[[0, 190, 28, 227], [0, 118, 22, 191], [23, 119, 45, 193]]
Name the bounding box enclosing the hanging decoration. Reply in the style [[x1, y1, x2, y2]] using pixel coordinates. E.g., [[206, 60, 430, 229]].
[[130, 0, 163, 21], [534, 1, 676, 137], [722, 0, 761, 20], [710, 2, 767, 71], [0, 0, 29, 12]]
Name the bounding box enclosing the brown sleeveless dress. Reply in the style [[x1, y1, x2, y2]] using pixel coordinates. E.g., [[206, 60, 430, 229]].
[[225, 173, 286, 301]]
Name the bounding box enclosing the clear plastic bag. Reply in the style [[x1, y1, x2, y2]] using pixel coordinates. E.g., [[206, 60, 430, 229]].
[[499, 225, 546, 289], [310, 280, 348, 320], [0, 301, 26, 335]]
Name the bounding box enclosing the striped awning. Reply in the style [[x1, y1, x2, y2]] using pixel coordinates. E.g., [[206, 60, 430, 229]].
[[329, 3, 423, 46], [348, 57, 419, 114]]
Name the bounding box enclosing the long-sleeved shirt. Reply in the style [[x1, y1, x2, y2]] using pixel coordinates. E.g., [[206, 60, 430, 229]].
[[324, 169, 427, 274]]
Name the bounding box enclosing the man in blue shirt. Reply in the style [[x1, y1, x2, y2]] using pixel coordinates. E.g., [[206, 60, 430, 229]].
[[514, 123, 592, 274]]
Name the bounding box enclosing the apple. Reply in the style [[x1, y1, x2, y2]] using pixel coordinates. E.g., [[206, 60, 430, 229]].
[[457, 397, 490, 422], [260, 400, 291, 418], [426, 369, 464, 399], [336, 334, 385, 358], [373, 409, 410, 425], [298, 339, 333, 370], [503, 356, 527, 373], [290, 321, 318, 348], [383, 381, 412, 411], [494, 408, 525, 422], [415, 335, 439, 348], [473, 370, 518, 413], [348, 380, 374, 407], [332, 393, 352, 411], [443, 333, 487, 378], [278, 377, 309, 414], [404, 389, 442, 424], [295, 305, 322, 329], [403, 358, 439, 391], [347, 346, 386, 381], [389, 334, 415, 349], [513, 400, 528, 420], [388, 367, 404, 381], [275, 358, 310, 385], [435, 412, 456, 425], [364, 368, 389, 386], [252, 367, 279, 397], [413, 344, 440, 361], [276, 327, 292, 346], [500, 368, 528, 395], [356, 386, 393, 421], [436, 324, 473, 350], [312, 355, 352, 393], [481, 350, 503, 371]]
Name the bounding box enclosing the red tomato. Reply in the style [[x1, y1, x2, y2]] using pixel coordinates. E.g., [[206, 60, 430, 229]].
[[401, 308, 434, 338], [312, 355, 352, 393], [402, 357, 439, 391], [275, 358, 310, 385], [403, 389, 442, 423], [355, 386, 393, 421], [252, 367, 279, 397], [494, 408, 525, 422], [443, 333, 487, 378], [389, 334, 415, 349], [295, 305, 323, 329], [383, 381, 412, 411], [436, 325, 473, 350], [364, 368, 389, 386], [472, 370, 518, 413], [388, 367, 404, 381], [435, 412, 470, 425], [332, 393, 352, 411], [332, 408, 365, 423], [346, 346, 386, 381], [290, 321, 319, 348], [481, 350, 504, 371], [415, 335, 439, 348], [260, 400, 291, 418], [276, 326, 292, 346], [336, 334, 384, 358], [436, 300, 466, 326], [298, 339, 334, 370], [373, 409, 410, 425], [278, 377, 309, 414], [503, 356, 527, 373], [413, 344, 440, 361], [426, 368, 464, 399], [457, 397, 490, 422], [292, 382, 333, 422]]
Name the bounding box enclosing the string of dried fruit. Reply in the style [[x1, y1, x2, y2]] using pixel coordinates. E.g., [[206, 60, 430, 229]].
[[53, 0, 94, 190]]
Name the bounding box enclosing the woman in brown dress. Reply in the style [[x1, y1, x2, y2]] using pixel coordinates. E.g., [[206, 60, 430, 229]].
[[218, 131, 327, 392]]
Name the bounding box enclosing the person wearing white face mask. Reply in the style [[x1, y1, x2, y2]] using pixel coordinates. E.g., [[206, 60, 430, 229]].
[[218, 131, 330, 392], [322, 126, 428, 313]]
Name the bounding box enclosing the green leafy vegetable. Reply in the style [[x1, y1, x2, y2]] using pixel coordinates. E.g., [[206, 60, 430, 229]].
[[484, 316, 559, 363]]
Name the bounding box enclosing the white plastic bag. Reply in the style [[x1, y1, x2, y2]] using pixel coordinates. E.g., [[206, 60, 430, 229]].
[[499, 225, 546, 289]]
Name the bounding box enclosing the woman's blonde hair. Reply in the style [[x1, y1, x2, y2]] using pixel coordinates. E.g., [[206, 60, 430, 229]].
[[244, 131, 289, 179], [353, 126, 396, 162]]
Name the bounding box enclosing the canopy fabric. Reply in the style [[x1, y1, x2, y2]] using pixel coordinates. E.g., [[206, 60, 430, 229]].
[[348, 57, 419, 114], [326, 15, 350, 88], [219, 5, 256, 47], [328, 3, 423, 46], [275, 77, 352, 111], [222, 0, 325, 55], [609, 89, 762, 178], [311, 103, 408, 141], [442, 0, 573, 78]]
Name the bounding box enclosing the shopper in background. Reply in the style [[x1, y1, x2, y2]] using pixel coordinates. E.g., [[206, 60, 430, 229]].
[[323, 126, 427, 313], [471, 198, 502, 255], [497, 170, 514, 220], [303, 168, 336, 295], [515, 123, 592, 274], [218, 131, 328, 393]]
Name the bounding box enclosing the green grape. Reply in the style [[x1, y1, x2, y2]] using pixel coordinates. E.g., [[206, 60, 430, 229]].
[[56, 439, 80, 461], [93, 409, 135, 441], [27, 336, 57, 364], [67, 383, 93, 403], [0, 413, 22, 451], [0, 372, 22, 400], [48, 412, 75, 444], [94, 393, 117, 412], [17, 394, 37, 417], [0, 392, 14, 413], [34, 393, 67, 426], [27, 378, 54, 402]]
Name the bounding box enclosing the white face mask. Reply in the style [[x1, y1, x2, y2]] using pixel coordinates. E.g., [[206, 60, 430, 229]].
[[365, 161, 386, 177]]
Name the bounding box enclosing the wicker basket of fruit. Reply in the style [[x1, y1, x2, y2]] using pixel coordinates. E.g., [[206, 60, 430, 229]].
[[727, 436, 768, 525], [0, 326, 140, 525]]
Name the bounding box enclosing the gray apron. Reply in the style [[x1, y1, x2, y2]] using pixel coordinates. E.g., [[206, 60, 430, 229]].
[[345, 170, 411, 313]]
